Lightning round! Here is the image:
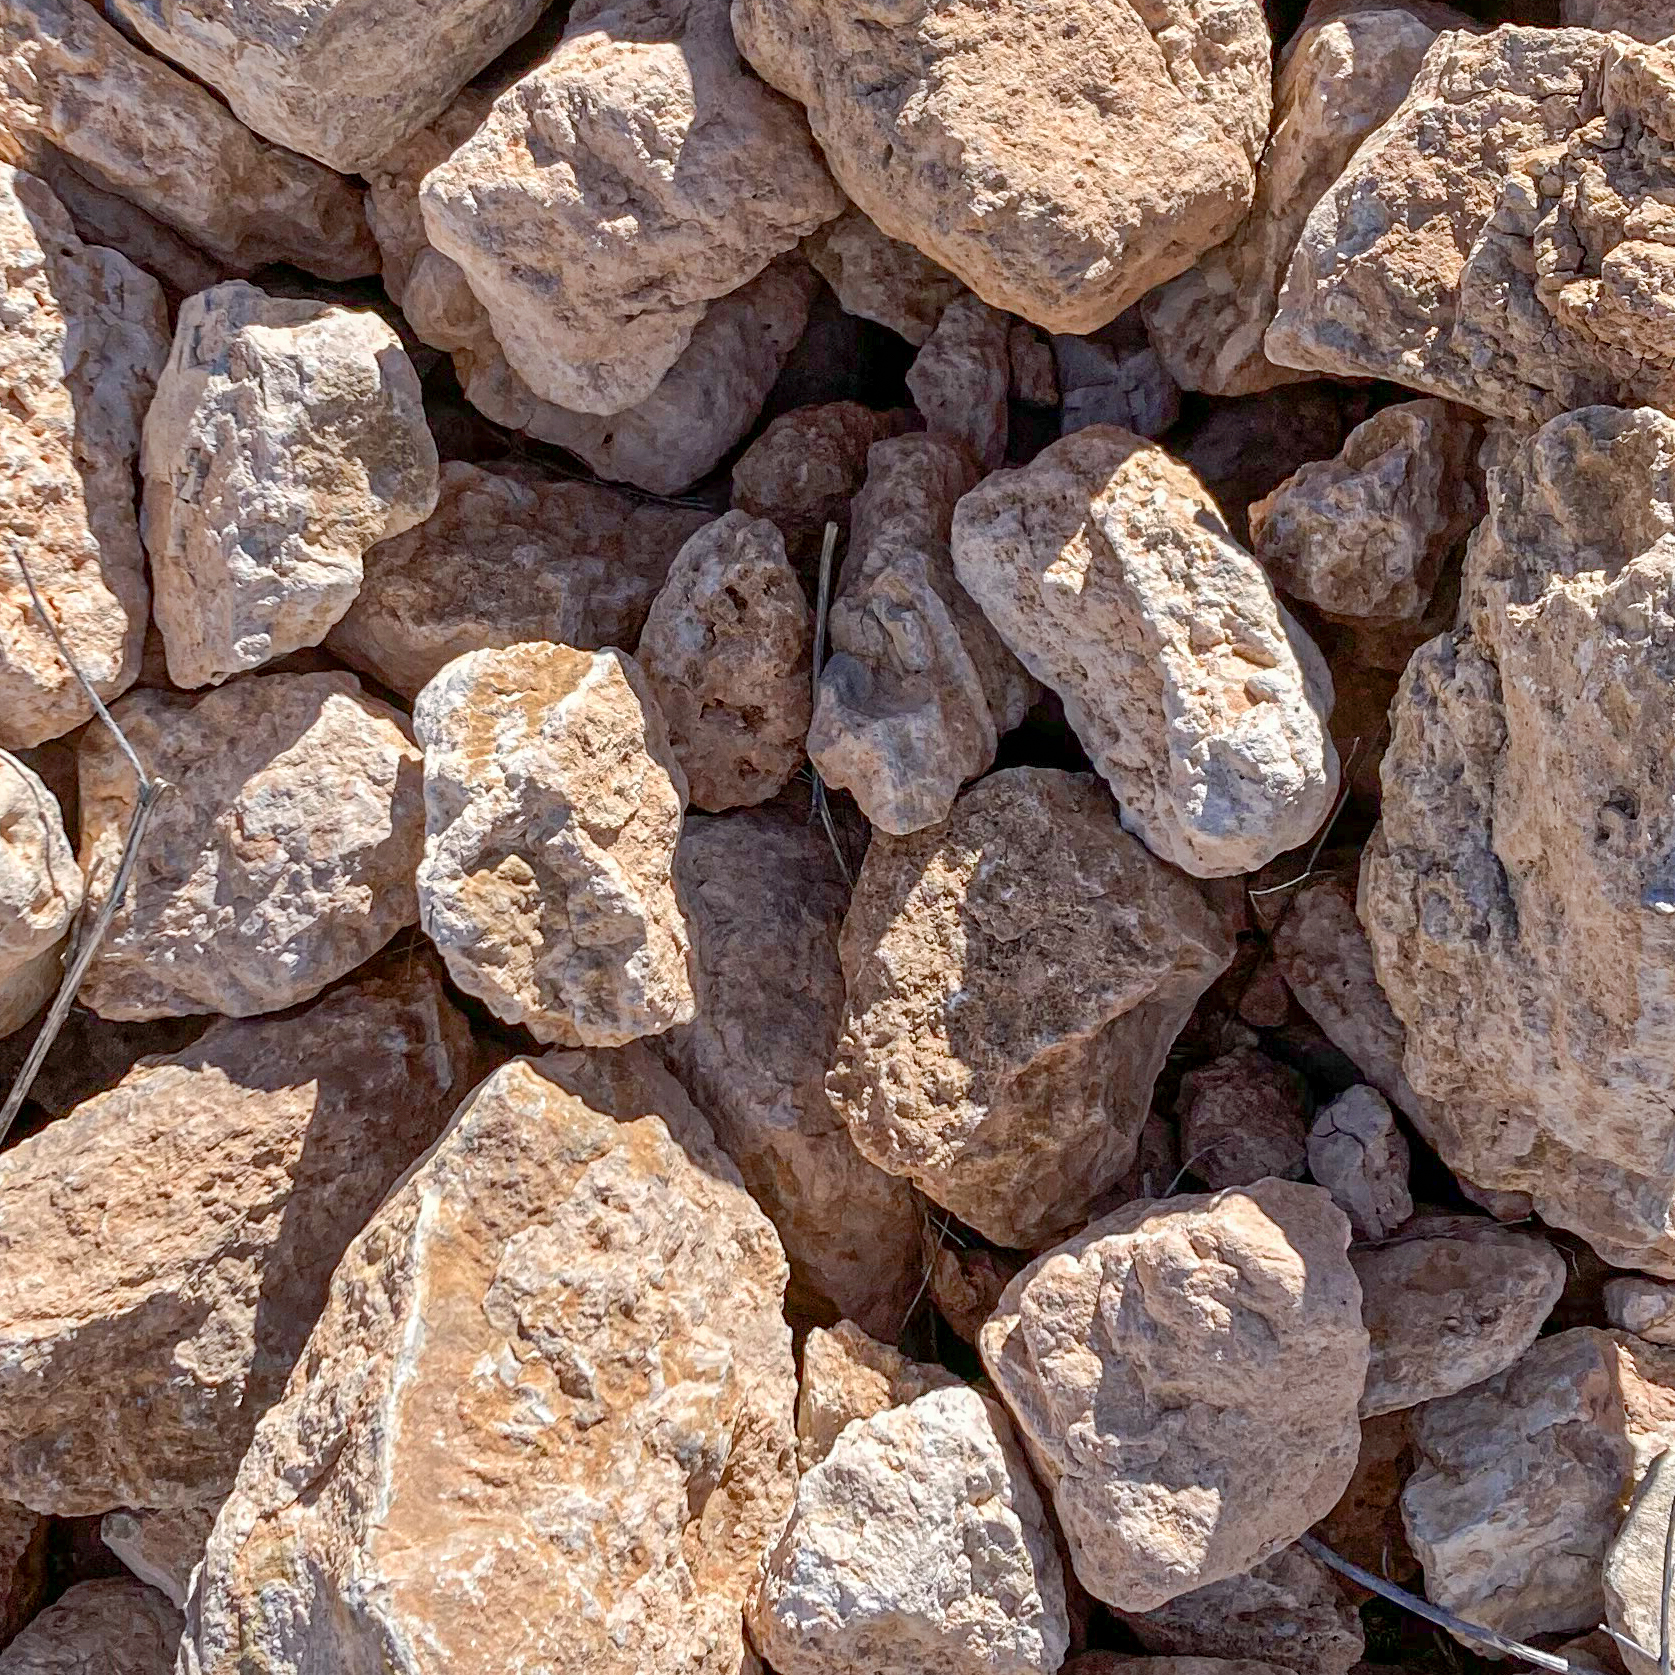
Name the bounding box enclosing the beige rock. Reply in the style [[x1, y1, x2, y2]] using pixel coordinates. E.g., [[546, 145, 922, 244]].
[[952, 426, 1338, 877], [906, 295, 1010, 472], [101, 1507, 215, 1609], [142, 282, 439, 689], [0, 0, 377, 277], [76, 673, 424, 1020], [982, 1180, 1368, 1611], [809, 434, 1035, 834], [804, 207, 964, 346], [180, 1048, 797, 1675], [0, 1580, 180, 1673], [1315, 1412, 1417, 1582], [1608, 1277, 1675, 1345], [1175, 1046, 1310, 1190], [659, 808, 921, 1337], [1307, 1085, 1412, 1240], [797, 1321, 963, 1470], [1606, 1445, 1675, 1675], [752, 1385, 1070, 1675], [415, 643, 694, 1046], [328, 462, 709, 701], [0, 752, 80, 1038], [1563, 0, 1675, 38], [0, 959, 472, 1515], [0, 167, 166, 750], [830, 768, 1235, 1247], [0, 1502, 45, 1649], [733, 0, 1270, 334]]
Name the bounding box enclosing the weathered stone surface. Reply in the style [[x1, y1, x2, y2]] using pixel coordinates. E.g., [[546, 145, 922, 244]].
[[809, 434, 1035, 834], [1175, 1046, 1310, 1190], [1607, 1277, 1675, 1345], [952, 426, 1338, 877], [0, 959, 471, 1515], [734, 0, 1271, 334], [796, 1321, 962, 1470], [0, 1580, 180, 1673], [1563, 0, 1675, 37], [804, 207, 964, 345], [0, 752, 79, 1038], [181, 1048, 797, 1675], [415, 643, 694, 1046], [0, 1502, 45, 1649], [1316, 1412, 1417, 1582], [926, 1234, 1025, 1347], [0, 167, 166, 750], [1307, 1085, 1412, 1240], [752, 1385, 1070, 1675], [1060, 345, 1180, 440], [1606, 1446, 1675, 1675], [830, 768, 1235, 1247], [906, 295, 1010, 472], [143, 282, 439, 688], [101, 1506, 215, 1609], [660, 808, 920, 1337], [1067, 1663, 1289, 1675], [982, 1180, 1367, 1611], [1010, 324, 1059, 407]]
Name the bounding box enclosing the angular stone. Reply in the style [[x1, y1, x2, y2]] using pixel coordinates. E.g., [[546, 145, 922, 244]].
[[952, 426, 1338, 877], [796, 1321, 962, 1470], [803, 207, 964, 346], [101, 1506, 215, 1609], [0, 1502, 45, 1650], [982, 1180, 1368, 1611], [0, 1580, 180, 1674], [1009, 323, 1059, 407], [830, 767, 1234, 1247], [1607, 1277, 1675, 1345], [1060, 346, 1180, 441], [1175, 1046, 1310, 1191], [906, 294, 1010, 471], [1606, 1446, 1675, 1675], [0, 751, 80, 1038], [1307, 1085, 1412, 1241], [926, 1234, 1025, 1348], [180, 1049, 797, 1675], [415, 643, 694, 1046]]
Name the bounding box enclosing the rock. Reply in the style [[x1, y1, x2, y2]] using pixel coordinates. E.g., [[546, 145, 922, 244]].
[[414, 643, 694, 1046], [1354, 1220, 1566, 1417], [808, 434, 1036, 834], [1009, 324, 1059, 408], [180, 1048, 797, 1675], [1067, 1664, 1290, 1675], [796, 1321, 962, 1469], [0, 752, 80, 1038], [326, 462, 711, 700], [0, 1580, 180, 1674], [751, 1385, 1070, 1675], [1361, 406, 1675, 1273], [1143, 8, 1443, 396], [76, 672, 424, 1021], [1563, 0, 1675, 37], [951, 426, 1339, 877], [1606, 1446, 1675, 1675], [981, 1180, 1368, 1611], [1307, 1086, 1412, 1240], [1268, 29, 1675, 422], [1608, 1278, 1675, 1345], [733, 0, 1271, 334], [906, 295, 1010, 472], [659, 808, 921, 1337], [1316, 1412, 1417, 1582], [635, 513, 812, 811], [1060, 346, 1180, 441], [1402, 1327, 1675, 1639], [1249, 400, 1484, 628], [101, 1506, 215, 1609], [926, 1235, 1026, 1348], [142, 282, 439, 689], [0, 1503, 45, 1649], [1175, 1046, 1310, 1190], [803, 207, 964, 345], [0, 0, 378, 278], [0, 167, 167, 749], [830, 767, 1235, 1247]]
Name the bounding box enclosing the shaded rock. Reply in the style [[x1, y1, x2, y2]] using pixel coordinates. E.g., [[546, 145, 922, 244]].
[[1316, 1412, 1417, 1583], [907, 295, 1010, 471], [926, 1233, 1026, 1348], [1059, 340, 1180, 442], [101, 1506, 215, 1609], [1307, 1085, 1412, 1241], [1066, 1664, 1290, 1675], [0, 1580, 179, 1674], [1607, 1277, 1675, 1345], [803, 207, 964, 346], [830, 767, 1235, 1247], [0, 1503, 45, 1650], [1606, 1446, 1675, 1675], [797, 1321, 962, 1470], [1175, 1046, 1310, 1190], [0, 752, 80, 1039], [1009, 323, 1059, 408], [1563, 0, 1675, 36]]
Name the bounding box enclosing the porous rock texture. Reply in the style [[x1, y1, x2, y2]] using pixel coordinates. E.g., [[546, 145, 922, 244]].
[[0, 1580, 180, 1674], [0, 751, 80, 1038], [829, 768, 1235, 1247], [1564, 0, 1675, 35], [1306, 1085, 1413, 1240], [795, 1322, 962, 1469], [803, 207, 965, 345], [101, 1506, 215, 1609]]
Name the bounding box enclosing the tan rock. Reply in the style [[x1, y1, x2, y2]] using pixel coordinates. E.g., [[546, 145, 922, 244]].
[[1315, 1412, 1417, 1582], [981, 1180, 1368, 1611], [797, 1321, 962, 1470], [926, 1234, 1025, 1347], [1606, 1446, 1675, 1675], [1009, 324, 1058, 408], [1306, 1085, 1412, 1240], [101, 1506, 215, 1609], [414, 643, 694, 1046], [952, 426, 1339, 877], [0, 1580, 180, 1673], [830, 768, 1235, 1247], [906, 294, 1010, 472], [1607, 1277, 1675, 1345], [1175, 1046, 1310, 1190], [0, 1502, 45, 1649], [804, 207, 964, 346], [1563, 0, 1675, 38], [0, 752, 80, 1038], [180, 1048, 797, 1675]]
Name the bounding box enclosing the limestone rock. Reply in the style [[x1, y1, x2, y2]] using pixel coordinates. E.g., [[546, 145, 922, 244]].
[[1563, 0, 1675, 38], [659, 808, 920, 1337], [0, 1503, 45, 1649], [0, 752, 80, 1038], [1606, 1446, 1675, 1675], [0, 1580, 180, 1674], [1175, 1046, 1310, 1191], [808, 434, 1036, 834], [0, 167, 166, 749], [142, 282, 439, 688], [906, 295, 1010, 472], [797, 1321, 962, 1470], [101, 1507, 215, 1609], [830, 768, 1235, 1247], [952, 426, 1338, 877], [733, 0, 1271, 334], [804, 207, 964, 346], [76, 673, 424, 1020], [752, 1385, 1070, 1675], [1608, 1278, 1675, 1345], [180, 1049, 797, 1675], [1307, 1085, 1413, 1240], [981, 1180, 1368, 1611], [415, 643, 694, 1046]]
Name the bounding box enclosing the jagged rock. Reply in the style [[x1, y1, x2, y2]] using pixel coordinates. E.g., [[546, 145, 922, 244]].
[[142, 282, 439, 688], [1563, 0, 1675, 36], [1175, 1046, 1310, 1190], [0, 167, 166, 750], [808, 434, 1035, 834], [77, 673, 423, 1020], [0, 1503, 45, 1649], [733, 0, 1271, 333], [1606, 1448, 1675, 1675], [906, 295, 1010, 471], [0, 1580, 180, 1673], [659, 808, 921, 1337], [414, 643, 694, 1046], [1607, 1277, 1675, 1345], [952, 426, 1338, 877], [752, 1385, 1070, 1675], [0, 959, 472, 1515], [1059, 340, 1180, 441], [796, 1321, 962, 1470], [1143, 8, 1443, 396], [101, 1506, 215, 1609], [1268, 29, 1675, 421], [1316, 1412, 1417, 1582], [0, 752, 80, 1038], [1307, 1085, 1412, 1240], [803, 207, 964, 345], [180, 1049, 797, 1675], [982, 1180, 1368, 1611], [829, 767, 1234, 1247], [1354, 1220, 1566, 1416], [1009, 324, 1059, 407]]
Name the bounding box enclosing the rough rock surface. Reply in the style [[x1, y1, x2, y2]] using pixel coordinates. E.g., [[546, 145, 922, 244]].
[[1307, 1085, 1412, 1240], [1563, 0, 1675, 36], [733, 0, 1271, 333], [927, 1236, 1026, 1348], [1316, 1412, 1417, 1581], [415, 642, 694, 1046], [0, 1503, 44, 1648], [906, 295, 1010, 472], [952, 426, 1338, 876], [0, 751, 80, 1038], [1606, 1448, 1675, 1675], [1607, 1277, 1675, 1345], [752, 1386, 1070, 1675], [796, 1322, 962, 1470], [143, 282, 439, 689], [981, 1180, 1368, 1611], [804, 208, 965, 345], [1175, 1046, 1310, 1190], [0, 1580, 180, 1673], [101, 1506, 215, 1609], [829, 768, 1235, 1247], [180, 1048, 797, 1675], [659, 809, 920, 1337]]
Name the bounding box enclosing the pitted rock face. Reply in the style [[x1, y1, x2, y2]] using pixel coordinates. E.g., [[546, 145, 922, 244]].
[[906, 294, 1011, 472], [0, 751, 80, 1038]]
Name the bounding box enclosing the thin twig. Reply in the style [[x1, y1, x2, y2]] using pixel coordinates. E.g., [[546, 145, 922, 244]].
[[808, 521, 850, 883]]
